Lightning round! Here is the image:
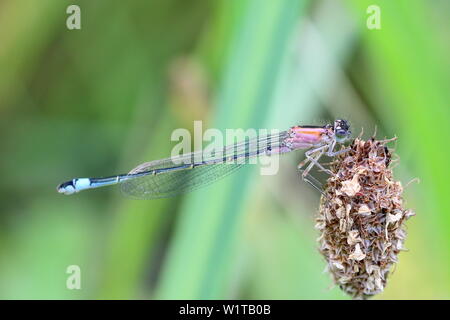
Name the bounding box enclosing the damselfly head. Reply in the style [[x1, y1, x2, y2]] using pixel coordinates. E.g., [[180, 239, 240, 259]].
[[333, 119, 351, 143], [57, 180, 76, 195]]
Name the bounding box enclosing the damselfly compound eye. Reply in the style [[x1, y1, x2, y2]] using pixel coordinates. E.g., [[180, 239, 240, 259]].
[[316, 137, 415, 299], [333, 119, 351, 142], [335, 129, 349, 139]]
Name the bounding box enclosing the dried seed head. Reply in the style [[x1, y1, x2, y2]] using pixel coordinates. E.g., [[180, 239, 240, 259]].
[[316, 138, 415, 299]]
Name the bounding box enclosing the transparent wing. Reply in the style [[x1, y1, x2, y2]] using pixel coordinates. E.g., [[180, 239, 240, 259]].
[[120, 163, 244, 199], [120, 130, 289, 199]]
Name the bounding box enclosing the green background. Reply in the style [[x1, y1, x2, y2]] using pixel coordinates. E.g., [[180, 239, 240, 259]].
[[0, 0, 449, 299]]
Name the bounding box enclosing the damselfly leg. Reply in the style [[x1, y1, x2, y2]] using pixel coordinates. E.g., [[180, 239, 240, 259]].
[[297, 145, 328, 193], [297, 143, 350, 193]]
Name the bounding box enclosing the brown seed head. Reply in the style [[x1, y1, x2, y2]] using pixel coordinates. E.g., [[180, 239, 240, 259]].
[[316, 138, 415, 299]]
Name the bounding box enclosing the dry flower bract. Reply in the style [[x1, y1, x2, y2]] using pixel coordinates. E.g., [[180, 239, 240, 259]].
[[316, 138, 415, 299]]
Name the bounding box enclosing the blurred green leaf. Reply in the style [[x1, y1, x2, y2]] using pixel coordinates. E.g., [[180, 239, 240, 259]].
[[155, 0, 308, 299]]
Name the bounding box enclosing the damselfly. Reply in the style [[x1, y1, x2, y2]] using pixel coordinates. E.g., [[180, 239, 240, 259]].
[[57, 119, 351, 199]]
